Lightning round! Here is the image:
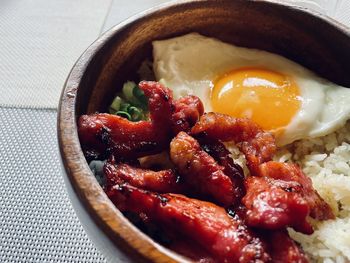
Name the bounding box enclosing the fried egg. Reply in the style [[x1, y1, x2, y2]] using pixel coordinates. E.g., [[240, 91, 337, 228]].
[[152, 33, 350, 146]]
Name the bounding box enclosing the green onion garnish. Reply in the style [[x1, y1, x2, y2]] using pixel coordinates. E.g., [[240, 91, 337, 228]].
[[129, 106, 143, 121], [133, 85, 147, 104], [116, 111, 132, 120], [122, 81, 140, 106], [119, 102, 131, 112], [109, 81, 149, 122], [109, 96, 122, 113]]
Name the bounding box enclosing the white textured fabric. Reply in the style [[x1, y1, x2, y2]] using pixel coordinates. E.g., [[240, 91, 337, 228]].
[[0, 0, 111, 109], [0, 108, 106, 263], [102, 0, 169, 32], [284, 0, 340, 14], [333, 0, 350, 27], [278, 0, 350, 27]]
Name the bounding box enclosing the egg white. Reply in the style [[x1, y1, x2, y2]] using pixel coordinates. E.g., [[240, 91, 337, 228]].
[[152, 33, 350, 146]]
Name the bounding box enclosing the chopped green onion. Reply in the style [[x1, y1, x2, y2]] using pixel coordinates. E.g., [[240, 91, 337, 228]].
[[109, 80, 149, 121], [122, 81, 140, 106], [122, 81, 149, 109], [129, 106, 143, 121], [109, 96, 122, 113], [132, 85, 144, 97], [120, 102, 131, 112], [133, 86, 148, 106], [116, 111, 132, 120]]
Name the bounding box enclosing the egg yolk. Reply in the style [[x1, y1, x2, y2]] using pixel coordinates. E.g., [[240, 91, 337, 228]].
[[211, 68, 301, 134]]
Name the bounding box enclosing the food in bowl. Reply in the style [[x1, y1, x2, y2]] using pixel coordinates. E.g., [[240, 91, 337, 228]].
[[153, 33, 350, 147], [77, 33, 350, 262]]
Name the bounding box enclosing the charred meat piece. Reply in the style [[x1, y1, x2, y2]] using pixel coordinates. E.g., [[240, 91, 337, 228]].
[[78, 114, 165, 160], [242, 176, 313, 234], [172, 95, 204, 134], [262, 230, 309, 263], [141, 81, 205, 135], [79, 82, 206, 161], [139, 81, 174, 130], [198, 136, 245, 205], [259, 162, 334, 220], [170, 132, 237, 206], [78, 81, 174, 160], [106, 183, 270, 263], [191, 112, 276, 176], [104, 161, 184, 193]]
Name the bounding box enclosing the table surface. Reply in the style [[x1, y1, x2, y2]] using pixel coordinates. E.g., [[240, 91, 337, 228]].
[[1, 0, 349, 262]]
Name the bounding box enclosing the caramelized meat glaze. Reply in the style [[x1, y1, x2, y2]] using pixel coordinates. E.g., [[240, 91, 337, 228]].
[[78, 81, 334, 262]]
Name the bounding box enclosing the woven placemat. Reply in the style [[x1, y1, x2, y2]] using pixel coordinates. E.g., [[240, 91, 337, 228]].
[[0, 108, 106, 262], [0, 0, 111, 109]]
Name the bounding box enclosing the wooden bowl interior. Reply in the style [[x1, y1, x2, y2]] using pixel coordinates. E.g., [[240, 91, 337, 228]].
[[76, 0, 350, 116]]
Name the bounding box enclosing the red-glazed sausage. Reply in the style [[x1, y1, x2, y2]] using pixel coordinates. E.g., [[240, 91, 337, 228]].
[[191, 112, 276, 176], [172, 95, 204, 134], [78, 82, 205, 161], [242, 176, 313, 234], [198, 136, 245, 205], [104, 161, 184, 193], [170, 132, 238, 206], [106, 183, 270, 263], [259, 162, 334, 220], [262, 230, 309, 263]]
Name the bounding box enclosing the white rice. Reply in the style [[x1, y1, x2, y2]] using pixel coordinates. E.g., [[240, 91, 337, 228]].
[[274, 122, 350, 263], [227, 122, 350, 262]]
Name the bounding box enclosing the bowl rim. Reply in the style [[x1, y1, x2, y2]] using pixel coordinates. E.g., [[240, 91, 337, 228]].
[[57, 0, 350, 262]]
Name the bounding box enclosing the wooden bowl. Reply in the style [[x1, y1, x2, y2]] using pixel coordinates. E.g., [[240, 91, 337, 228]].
[[58, 0, 350, 262]]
